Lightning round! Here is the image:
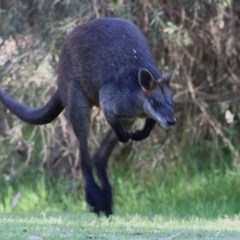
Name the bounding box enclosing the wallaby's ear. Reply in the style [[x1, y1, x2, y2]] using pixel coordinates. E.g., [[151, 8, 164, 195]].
[[158, 67, 179, 85], [138, 68, 156, 92]]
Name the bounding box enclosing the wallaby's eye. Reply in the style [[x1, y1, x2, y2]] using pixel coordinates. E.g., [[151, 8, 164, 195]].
[[150, 98, 162, 109]]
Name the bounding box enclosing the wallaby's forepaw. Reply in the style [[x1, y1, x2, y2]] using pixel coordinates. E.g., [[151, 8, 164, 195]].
[[116, 132, 131, 143], [85, 182, 113, 217], [129, 130, 149, 141], [117, 131, 147, 142]]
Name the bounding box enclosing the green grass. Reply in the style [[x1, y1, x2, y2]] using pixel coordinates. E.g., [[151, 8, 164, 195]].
[[1, 165, 240, 218], [0, 212, 240, 240], [112, 165, 240, 218]]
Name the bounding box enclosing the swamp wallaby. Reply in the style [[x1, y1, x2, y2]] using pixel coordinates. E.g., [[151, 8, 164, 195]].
[[0, 17, 177, 216]]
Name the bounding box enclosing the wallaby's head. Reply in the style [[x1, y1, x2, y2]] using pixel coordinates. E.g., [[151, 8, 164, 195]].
[[139, 68, 177, 129]]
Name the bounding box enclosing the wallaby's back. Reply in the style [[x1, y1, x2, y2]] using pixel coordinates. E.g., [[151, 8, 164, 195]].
[[57, 18, 160, 106]]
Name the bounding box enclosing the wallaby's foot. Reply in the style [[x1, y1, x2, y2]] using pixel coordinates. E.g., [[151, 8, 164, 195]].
[[101, 184, 113, 217], [85, 182, 113, 216]]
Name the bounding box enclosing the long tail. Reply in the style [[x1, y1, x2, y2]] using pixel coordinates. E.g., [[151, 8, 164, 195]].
[[0, 89, 64, 125]]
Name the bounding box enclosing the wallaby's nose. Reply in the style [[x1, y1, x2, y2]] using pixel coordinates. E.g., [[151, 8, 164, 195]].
[[167, 118, 177, 126]]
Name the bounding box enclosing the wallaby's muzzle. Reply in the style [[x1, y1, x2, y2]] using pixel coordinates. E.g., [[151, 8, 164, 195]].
[[166, 117, 177, 126], [157, 115, 177, 129]]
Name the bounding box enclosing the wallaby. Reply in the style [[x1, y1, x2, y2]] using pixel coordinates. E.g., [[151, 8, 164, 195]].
[[0, 17, 177, 216]]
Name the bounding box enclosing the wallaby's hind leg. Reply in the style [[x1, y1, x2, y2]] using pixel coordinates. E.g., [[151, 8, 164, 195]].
[[92, 129, 118, 216], [68, 86, 106, 215]]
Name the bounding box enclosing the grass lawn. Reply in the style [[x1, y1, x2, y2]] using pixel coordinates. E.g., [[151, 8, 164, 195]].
[[0, 211, 240, 240]]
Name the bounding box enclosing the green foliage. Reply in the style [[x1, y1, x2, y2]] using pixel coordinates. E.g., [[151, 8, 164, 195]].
[[112, 164, 240, 218], [1, 159, 240, 218]]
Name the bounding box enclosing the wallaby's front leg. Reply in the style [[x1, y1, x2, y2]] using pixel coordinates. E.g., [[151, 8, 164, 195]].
[[130, 118, 156, 141], [104, 111, 132, 143]]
